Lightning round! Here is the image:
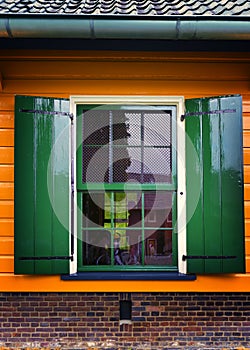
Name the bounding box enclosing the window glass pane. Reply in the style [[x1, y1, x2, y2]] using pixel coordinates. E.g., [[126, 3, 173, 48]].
[[81, 109, 173, 184], [81, 191, 173, 267], [118, 243, 142, 266], [144, 193, 173, 266], [144, 113, 171, 147], [144, 229, 173, 266], [112, 147, 132, 183], [113, 111, 132, 145], [82, 110, 110, 183], [83, 110, 109, 146], [126, 148, 142, 183], [123, 112, 141, 146], [144, 191, 173, 228], [82, 192, 105, 228], [82, 191, 143, 229], [82, 230, 111, 266], [143, 148, 172, 183], [81, 191, 143, 266], [82, 145, 110, 183], [143, 192, 173, 266], [78, 104, 176, 270], [113, 229, 142, 266]]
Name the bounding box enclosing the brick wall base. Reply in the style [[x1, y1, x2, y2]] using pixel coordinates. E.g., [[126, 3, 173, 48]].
[[0, 292, 249, 349]]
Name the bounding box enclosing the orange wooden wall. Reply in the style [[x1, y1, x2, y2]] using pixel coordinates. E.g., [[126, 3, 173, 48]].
[[0, 50, 249, 291]]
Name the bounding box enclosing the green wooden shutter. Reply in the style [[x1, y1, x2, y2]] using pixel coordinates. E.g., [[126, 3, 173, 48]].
[[185, 95, 245, 274], [14, 95, 71, 274]]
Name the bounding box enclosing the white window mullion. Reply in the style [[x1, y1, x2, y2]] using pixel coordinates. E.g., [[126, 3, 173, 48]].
[[177, 100, 187, 274], [109, 110, 113, 184]]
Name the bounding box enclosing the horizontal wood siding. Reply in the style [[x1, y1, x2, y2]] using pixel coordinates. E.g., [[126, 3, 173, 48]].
[[0, 50, 249, 290], [0, 92, 14, 273]]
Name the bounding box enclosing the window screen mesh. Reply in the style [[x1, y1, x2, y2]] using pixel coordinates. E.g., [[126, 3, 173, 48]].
[[82, 110, 172, 184]]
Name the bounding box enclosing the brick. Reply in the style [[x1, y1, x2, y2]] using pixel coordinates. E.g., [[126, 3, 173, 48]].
[[0, 292, 250, 348]]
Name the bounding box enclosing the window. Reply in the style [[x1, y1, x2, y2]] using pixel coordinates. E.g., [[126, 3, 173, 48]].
[[76, 104, 177, 271], [14, 95, 245, 276]]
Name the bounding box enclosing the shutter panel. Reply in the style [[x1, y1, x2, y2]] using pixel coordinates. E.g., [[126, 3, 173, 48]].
[[185, 95, 245, 274], [14, 95, 71, 274]]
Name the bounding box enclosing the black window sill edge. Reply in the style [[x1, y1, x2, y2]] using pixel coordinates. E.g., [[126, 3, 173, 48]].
[[61, 271, 196, 281]]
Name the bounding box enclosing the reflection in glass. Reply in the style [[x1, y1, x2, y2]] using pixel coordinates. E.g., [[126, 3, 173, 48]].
[[144, 113, 171, 146], [81, 191, 173, 267], [82, 109, 172, 184], [82, 230, 111, 265], [143, 148, 171, 183], [144, 191, 172, 228], [144, 228, 173, 266], [82, 110, 131, 183], [80, 107, 174, 268]]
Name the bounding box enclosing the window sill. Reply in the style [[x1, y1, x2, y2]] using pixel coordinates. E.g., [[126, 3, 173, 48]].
[[61, 271, 196, 281]]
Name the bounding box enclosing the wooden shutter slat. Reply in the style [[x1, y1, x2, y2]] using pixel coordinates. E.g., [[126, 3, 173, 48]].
[[14, 96, 71, 274], [185, 95, 245, 274], [220, 96, 245, 273]]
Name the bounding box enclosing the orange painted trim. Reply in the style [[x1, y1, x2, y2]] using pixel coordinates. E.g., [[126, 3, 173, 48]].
[[0, 183, 14, 200], [0, 111, 14, 128], [246, 238, 250, 254], [0, 165, 14, 182], [0, 237, 13, 255], [0, 219, 13, 236], [243, 101, 250, 113], [244, 184, 250, 200], [244, 165, 250, 183], [0, 274, 250, 292], [3, 80, 250, 97], [243, 115, 250, 130], [244, 149, 250, 165], [246, 257, 250, 272], [0, 95, 14, 111], [0, 201, 14, 218], [245, 219, 250, 237], [1, 49, 250, 61], [0, 256, 13, 272], [245, 202, 250, 219], [243, 131, 250, 147], [0, 49, 249, 291], [0, 130, 14, 147], [0, 147, 14, 165]]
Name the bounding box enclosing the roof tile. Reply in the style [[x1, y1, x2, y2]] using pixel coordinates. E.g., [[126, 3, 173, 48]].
[[0, 0, 249, 15]]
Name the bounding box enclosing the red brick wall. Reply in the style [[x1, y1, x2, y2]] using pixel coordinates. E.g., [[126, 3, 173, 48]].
[[0, 292, 249, 349]]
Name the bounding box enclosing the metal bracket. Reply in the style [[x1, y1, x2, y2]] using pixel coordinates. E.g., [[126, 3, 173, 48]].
[[180, 108, 236, 122], [182, 255, 237, 261], [20, 108, 74, 121], [19, 256, 74, 261]]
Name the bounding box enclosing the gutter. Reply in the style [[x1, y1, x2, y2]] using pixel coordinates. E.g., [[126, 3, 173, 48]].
[[0, 17, 249, 40]]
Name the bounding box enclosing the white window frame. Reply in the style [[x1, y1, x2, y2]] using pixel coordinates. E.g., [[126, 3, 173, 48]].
[[70, 96, 187, 274]]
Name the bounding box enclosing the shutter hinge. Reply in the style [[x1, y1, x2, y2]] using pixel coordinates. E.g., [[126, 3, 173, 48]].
[[19, 256, 74, 261], [180, 108, 236, 122], [20, 108, 74, 121], [182, 255, 237, 261]]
